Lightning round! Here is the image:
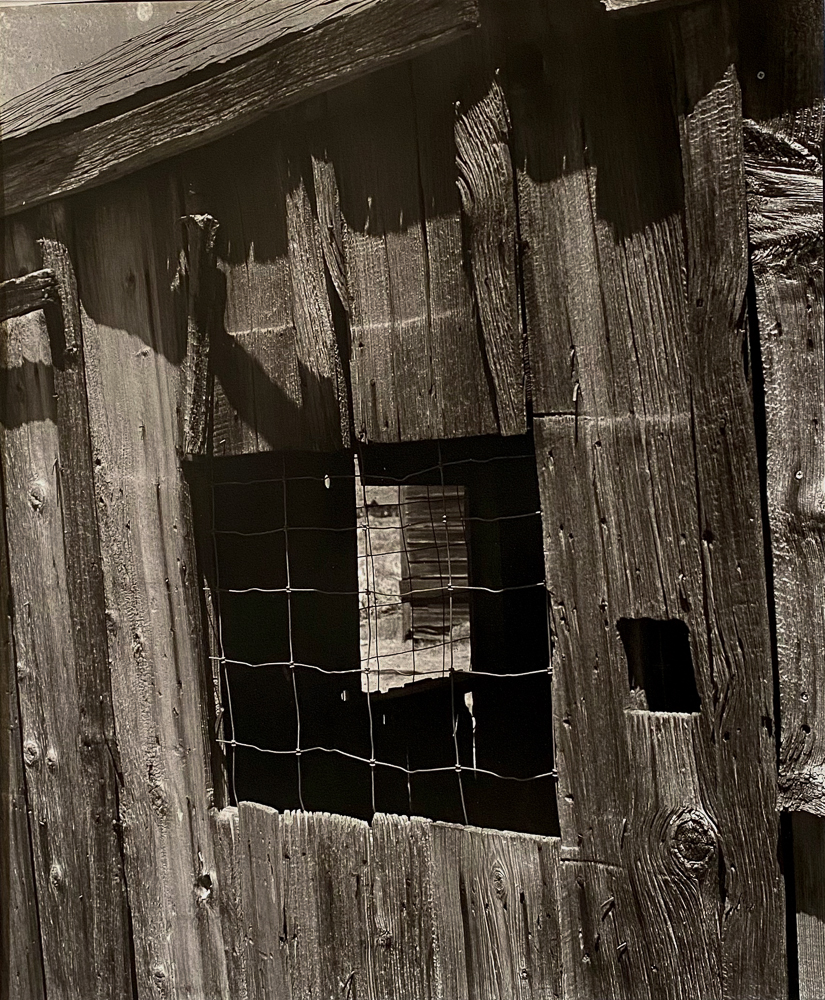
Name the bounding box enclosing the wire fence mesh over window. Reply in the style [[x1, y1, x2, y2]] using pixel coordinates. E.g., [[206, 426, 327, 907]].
[[200, 434, 559, 836]]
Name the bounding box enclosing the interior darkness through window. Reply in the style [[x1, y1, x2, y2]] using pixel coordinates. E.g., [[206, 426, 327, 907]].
[[195, 433, 558, 837]]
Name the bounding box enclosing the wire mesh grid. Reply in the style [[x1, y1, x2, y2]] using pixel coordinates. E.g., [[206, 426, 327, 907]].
[[208, 444, 558, 826]]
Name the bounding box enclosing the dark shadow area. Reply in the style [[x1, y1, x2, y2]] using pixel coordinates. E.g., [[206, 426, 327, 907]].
[[618, 617, 700, 714], [197, 434, 558, 836]]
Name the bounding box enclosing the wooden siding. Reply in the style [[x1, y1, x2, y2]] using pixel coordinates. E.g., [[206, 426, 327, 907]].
[[237, 803, 562, 999], [740, 0, 825, 817], [0, 230, 133, 997], [0, 0, 480, 216], [0, 0, 817, 994], [526, 2, 786, 997]]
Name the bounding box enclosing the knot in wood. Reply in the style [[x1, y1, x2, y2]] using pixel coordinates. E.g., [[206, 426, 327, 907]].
[[669, 810, 715, 871], [45, 747, 58, 771], [28, 481, 47, 513], [491, 860, 507, 903], [23, 739, 40, 767], [48, 862, 64, 892]]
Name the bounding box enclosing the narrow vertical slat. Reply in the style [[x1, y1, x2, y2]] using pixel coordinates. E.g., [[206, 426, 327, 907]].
[[72, 173, 231, 997], [0, 300, 133, 998], [211, 806, 249, 1000], [239, 802, 288, 1000], [180, 213, 220, 458], [792, 812, 825, 1000], [430, 821, 468, 1000], [369, 814, 438, 999], [280, 810, 371, 999], [0, 342, 45, 998], [739, 0, 825, 815]]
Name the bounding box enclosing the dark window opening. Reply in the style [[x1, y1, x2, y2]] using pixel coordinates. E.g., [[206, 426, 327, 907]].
[[618, 617, 700, 713], [198, 434, 558, 837]]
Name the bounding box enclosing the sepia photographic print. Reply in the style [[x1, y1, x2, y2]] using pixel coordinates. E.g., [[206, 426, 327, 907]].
[[0, 1, 822, 997]]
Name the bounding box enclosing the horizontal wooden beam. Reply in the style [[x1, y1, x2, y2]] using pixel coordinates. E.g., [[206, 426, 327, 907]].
[[0, 0, 479, 217], [0, 269, 58, 320]]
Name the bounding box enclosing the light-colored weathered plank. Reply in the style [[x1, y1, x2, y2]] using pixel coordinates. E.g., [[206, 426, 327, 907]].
[[0, 354, 45, 997], [239, 802, 287, 1000], [280, 810, 371, 999], [0, 299, 133, 998], [740, 0, 825, 816], [369, 814, 437, 999], [69, 173, 232, 997], [211, 806, 249, 1000], [0, 269, 57, 321], [0, 0, 480, 216], [431, 820, 563, 999]]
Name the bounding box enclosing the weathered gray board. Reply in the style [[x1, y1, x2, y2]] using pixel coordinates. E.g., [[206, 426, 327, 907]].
[[182, 23, 527, 453], [236, 803, 562, 999], [520, 3, 786, 997], [740, 0, 825, 818], [0, 0, 481, 216], [0, 228, 133, 998]]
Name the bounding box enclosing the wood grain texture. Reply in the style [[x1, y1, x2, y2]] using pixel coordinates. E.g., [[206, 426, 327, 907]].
[[0, 269, 57, 321], [793, 812, 825, 1000], [280, 810, 371, 999], [239, 802, 288, 1000], [0, 0, 480, 216], [180, 214, 220, 457], [740, 0, 825, 815], [431, 821, 563, 999], [185, 120, 349, 455], [0, 365, 45, 999], [0, 299, 133, 998], [211, 806, 249, 1000], [522, 2, 785, 995], [326, 32, 524, 443], [67, 174, 232, 998], [369, 813, 437, 999]]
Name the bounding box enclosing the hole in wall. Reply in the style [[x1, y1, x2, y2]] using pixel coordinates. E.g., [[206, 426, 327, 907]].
[[199, 435, 559, 836], [618, 617, 700, 713]]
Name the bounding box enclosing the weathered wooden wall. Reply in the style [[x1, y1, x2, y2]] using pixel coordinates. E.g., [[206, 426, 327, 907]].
[[1, 0, 820, 995], [518, 1, 786, 996], [235, 803, 563, 1000], [739, 0, 825, 992]]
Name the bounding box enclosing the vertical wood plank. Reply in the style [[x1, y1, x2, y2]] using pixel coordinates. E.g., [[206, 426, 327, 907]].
[[369, 813, 438, 999], [671, 5, 786, 994], [792, 812, 825, 1000], [0, 356, 45, 998], [327, 61, 504, 443], [71, 173, 231, 998], [523, 2, 785, 996], [211, 806, 248, 1000], [431, 821, 563, 999], [238, 801, 288, 1000], [180, 213, 220, 458], [739, 0, 825, 815], [185, 118, 349, 456], [280, 810, 371, 999], [0, 302, 133, 998]]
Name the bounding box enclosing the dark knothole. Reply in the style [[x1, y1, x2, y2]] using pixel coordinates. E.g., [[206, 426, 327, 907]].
[[618, 617, 700, 714]]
